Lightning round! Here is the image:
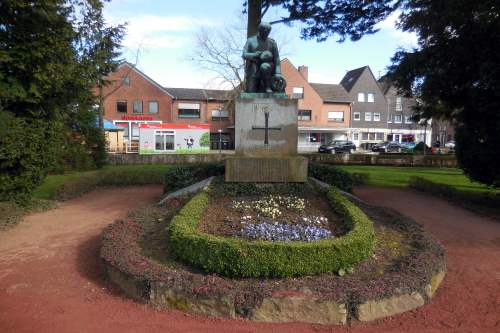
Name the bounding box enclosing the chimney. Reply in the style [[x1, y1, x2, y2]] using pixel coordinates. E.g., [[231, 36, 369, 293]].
[[298, 65, 309, 82]]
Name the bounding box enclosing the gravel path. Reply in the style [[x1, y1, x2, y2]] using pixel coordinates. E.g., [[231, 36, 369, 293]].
[[0, 185, 498, 333]]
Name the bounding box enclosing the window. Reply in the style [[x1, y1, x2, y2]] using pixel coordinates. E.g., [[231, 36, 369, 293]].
[[353, 112, 361, 121], [298, 109, 312, 121], [116, 101, 127, 113], [131, 122, 140, 139], [376, 133, 384, 140], [133, 100, 143, 113], [367, 93, 374, 103], [353, 133, 359, 140], [369, 133, 376, 141], [405, 115, 413, 123], [155, 130, 175, 151], [148, 101, 158, 114], [328, 111, 344, 122], [394, 114, 402, 123], [115, 122, 129, 139], [309, 133, 320, 143], [387, 114, 393, 123], [362, 132, 369, 140], [178, 103, 200, 118], [373, 112, 381, 121], [211, 109, 229, 119], [396, 97, 402, 111], [358, 93, 365, 102], [122, 76, 130, 86], [292, 87, 304, 99], [365, 112, 373, 121]]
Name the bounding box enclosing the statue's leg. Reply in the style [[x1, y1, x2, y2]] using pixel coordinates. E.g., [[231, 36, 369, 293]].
[[246, 77, 259, 93], [259, 63, 273, 93]]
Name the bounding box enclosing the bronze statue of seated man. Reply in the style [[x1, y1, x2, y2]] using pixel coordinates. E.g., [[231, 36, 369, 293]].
[[243, 22, 286, 94]]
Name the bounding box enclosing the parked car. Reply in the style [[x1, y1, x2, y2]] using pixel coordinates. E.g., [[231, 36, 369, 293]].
[[318, 140, 356, 154], [372, 141, 404, 153], [401, 142, 417, 152], [445, 140, 456, 149]]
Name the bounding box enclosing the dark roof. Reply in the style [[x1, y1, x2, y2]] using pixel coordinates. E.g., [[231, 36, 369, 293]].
[[377, 75, 392, 94], [310, 83, 351, 103], [340, 66, 368, 92], [163, 87, 232, 101]]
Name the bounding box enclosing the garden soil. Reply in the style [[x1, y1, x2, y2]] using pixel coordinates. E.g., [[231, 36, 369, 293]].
[[0, 185, 499, 333]]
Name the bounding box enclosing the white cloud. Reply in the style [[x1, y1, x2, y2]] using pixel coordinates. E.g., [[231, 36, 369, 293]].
[[105, 13, 215, 50], [377, 11, 418, 48]]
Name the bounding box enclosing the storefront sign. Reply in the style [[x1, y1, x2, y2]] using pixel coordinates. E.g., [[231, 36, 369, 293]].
[[121, 115, 154, 121]]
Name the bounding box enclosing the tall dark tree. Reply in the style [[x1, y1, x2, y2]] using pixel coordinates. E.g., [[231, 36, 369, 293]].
[[388, 0, 500, 187], [244, 0, 500, 187], [0, 0, 125, 203]]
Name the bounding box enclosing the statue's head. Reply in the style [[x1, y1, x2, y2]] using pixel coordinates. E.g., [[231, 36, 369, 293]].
[[258, 22, 272, 39]]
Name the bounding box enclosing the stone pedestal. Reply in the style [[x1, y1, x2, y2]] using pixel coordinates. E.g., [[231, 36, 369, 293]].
[[225, 96, 308, 183]]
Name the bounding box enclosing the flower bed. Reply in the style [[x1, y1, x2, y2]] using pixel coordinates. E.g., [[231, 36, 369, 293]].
[[101, 192, 446, 324], [167, 183, 376, 278]]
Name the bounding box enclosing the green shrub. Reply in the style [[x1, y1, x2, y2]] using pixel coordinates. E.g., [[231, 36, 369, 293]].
[[54, 168, 167, 201], [409, 176, 500, 209], [309, 163, 368, 192], [168, 187, 375, 278], [163, 163, 224, 193]]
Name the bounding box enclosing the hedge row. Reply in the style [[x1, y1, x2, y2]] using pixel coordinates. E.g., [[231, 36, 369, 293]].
[[55, 168, 167, 201], [308, 163, 369, 192], [409, 176, 500, 211], [163, 163, 224, 194], [167, 186, 375, 278]]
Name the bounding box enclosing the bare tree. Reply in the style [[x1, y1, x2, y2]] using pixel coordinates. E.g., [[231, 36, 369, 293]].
[[189, 13, 294, 90]]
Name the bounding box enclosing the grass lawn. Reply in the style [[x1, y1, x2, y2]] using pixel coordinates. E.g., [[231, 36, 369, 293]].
[[33, 165, 174, 200], [337, 165, 499, 194]]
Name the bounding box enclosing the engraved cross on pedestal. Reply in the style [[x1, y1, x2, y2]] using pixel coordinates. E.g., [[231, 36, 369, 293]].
[[252, 105, 281, 145]]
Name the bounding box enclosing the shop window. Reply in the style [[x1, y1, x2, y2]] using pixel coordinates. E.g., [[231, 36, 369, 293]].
[[292, 87, 304, 99], [369, 133, 376, 140], [373, 112, 381, 121], [148, 101, 158, 114], [155, 130, 175, 151], [367, 93, 374, 103], [353, 133, 359, 140], [362, 132, 369, 140], [298, 110, 312, 121], [131, 122, 140, 139], [115, 122, 129, 139], [133, 100, 143, 113], [358, 93, 365, 102], [328, 111, 344, 122], [309, 133, 320, 143], [353, 112, 361, 121], [376, 132, 384, 140], [365, 112, 373, 121], [117, 101, 127, 113]]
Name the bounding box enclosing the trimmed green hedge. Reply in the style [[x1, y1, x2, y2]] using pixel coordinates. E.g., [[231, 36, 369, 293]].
[[309, 163, 369, 192], [168, 186, 375, 278], [409, 176, 500, 209]]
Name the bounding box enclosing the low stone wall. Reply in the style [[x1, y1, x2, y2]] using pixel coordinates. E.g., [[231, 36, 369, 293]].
[[107, 152, 457, 168], [305, 153, 457, 168]]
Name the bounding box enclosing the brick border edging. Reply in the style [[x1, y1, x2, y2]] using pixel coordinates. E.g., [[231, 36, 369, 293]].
[[101, 199, 446, 325]]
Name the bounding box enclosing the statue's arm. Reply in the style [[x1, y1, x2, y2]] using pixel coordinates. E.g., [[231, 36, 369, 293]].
[[242, 39, 260, 61]]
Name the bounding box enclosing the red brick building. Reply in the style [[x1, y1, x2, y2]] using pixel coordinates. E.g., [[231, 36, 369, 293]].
[[101, 62, 233, 151]]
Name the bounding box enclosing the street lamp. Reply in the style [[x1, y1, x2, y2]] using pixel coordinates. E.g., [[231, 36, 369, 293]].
[[218, 129, 222, 154]]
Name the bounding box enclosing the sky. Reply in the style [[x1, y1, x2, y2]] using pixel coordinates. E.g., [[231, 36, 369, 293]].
[[103, 0, 418, 89]]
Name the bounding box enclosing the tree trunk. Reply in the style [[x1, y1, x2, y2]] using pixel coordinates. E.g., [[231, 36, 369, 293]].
[[247, 0, 262, 37], [98, 83, 104, 130]]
